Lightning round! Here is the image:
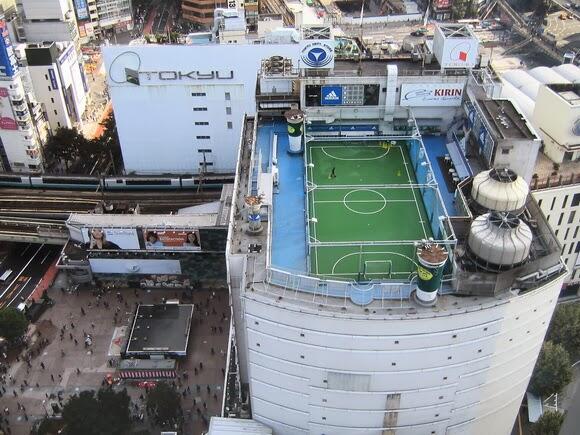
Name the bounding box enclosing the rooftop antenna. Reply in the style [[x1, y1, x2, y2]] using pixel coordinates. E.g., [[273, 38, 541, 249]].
[[358, 0, 364, 74]]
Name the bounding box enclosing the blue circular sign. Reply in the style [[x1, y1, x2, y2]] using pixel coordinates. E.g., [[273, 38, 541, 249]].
[[301, 44, 333, 68]]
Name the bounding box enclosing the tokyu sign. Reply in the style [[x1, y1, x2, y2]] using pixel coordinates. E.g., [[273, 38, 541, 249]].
[[108, 51, 234, 85], [399, 83, 465, 107]]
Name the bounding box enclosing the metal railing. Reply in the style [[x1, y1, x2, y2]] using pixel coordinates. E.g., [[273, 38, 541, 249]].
[[265, 266, 413, 306]]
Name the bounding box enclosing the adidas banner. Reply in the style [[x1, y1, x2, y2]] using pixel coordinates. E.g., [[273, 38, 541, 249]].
[[321, 85, 343, 106]]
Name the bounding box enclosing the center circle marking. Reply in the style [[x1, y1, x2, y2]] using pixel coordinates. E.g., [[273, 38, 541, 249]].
[[343, 189, 387, 215]]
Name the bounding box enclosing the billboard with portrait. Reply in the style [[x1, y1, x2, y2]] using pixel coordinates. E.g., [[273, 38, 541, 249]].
[[144, 229, 201, 251], [82, 227, 141, 250], [0, 87, 17, 130]]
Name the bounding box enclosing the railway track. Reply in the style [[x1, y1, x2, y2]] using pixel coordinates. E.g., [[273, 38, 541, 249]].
[[0, 188, 223, 219]]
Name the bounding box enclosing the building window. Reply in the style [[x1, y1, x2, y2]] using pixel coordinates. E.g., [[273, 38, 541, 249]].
[[225, 92, 231, 100], [538, 199, 543, 207], [193, 107, 208, 111], [50, 98, 54, 103], [54, 109, 58, 115], [572, 193, 580, 207], [195, 122, 209, 126], [558, 213, 564, 226], [568, 210, 576, 225], [563, 195, 569, 208], [501, 149, 510, 155], [57, 122, 61, 127], [551, 198, 556, 211], [48, 86, 51, 91], [227, 121, 233, 129], [196, 135, 210, 139], [191, 92, 206, 96], [45, 74, 48, 80], [226, 107, 232, 115]]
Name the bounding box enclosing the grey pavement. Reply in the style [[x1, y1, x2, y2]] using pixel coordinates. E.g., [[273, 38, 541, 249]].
[[0, 271, 229, 434]]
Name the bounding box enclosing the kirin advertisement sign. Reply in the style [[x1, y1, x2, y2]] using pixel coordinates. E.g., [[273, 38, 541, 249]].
[[399, 83, 464, 107]]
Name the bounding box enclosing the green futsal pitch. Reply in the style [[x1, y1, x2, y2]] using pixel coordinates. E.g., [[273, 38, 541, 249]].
[[306, 141, 433, 281]]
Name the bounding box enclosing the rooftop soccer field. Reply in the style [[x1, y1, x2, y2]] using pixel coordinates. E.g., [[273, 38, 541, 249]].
[[306, 141, 433, 281]]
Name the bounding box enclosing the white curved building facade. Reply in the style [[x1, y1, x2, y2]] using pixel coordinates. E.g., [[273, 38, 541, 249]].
[[240, 277, 563, 435]]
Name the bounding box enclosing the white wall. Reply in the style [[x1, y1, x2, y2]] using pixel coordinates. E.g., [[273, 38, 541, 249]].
[[22, 21, 76, 44], [89, 258, 182, 274], [533, 185, 580, 284], [103, 44, 302, 174], [27, 64, 73, 131], [240, 276, 565, 435], [20, 0, 70, 20]]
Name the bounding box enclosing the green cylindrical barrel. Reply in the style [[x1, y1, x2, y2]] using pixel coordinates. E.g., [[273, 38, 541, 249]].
[[415, 244, 448, 304], [285, 109, 304, 153]]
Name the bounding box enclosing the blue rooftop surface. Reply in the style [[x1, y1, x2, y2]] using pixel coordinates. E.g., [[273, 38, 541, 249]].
[[422, 135, 458, 216], [261, 121, 308, 273]]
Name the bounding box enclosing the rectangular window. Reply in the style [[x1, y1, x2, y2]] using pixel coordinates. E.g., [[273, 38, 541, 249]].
[[226, 107, 232, 115], [558, 213, 564, 226], [563, 195, 569, 208], [193, 107, 208, 111], [227, 121, 233, 129], [225, 92, 231, 100], [538, 199, 543, 207], [565, 228, 570, 239], [50, 97, 54, 103], [44, 74, 48, 80], [191, 92, 206, 96], [575, 226, 579, 238], [194, 122, 209, 126], [305, 85, 322, 107], [54, 109, 58, 115], [342, 84, 364, 105], [501, 149, 510, 155], [572, 193, 580, 207], [576, 241, 580, 253], [48, 86, 51, 91], [57, 122, 60, 127], [551, 197, 556, 211], [569, 243, 574, 255], [569, 210, 577, 225], [196, 135, 210, 139]]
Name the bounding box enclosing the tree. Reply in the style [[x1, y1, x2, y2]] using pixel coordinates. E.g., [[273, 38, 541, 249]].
[[96, 388, 132, 434], [43, 127, 89, 170], [95, 112, 124, 174], [33, 417, 64, 435], [61, 388, 132, 435], [61, 391, 102, 435], [146, 382, 183, 429], [452, 0, 472, 19], [547, 304, 580, 361], [529, 341, 572, 397], [532, 410, 565, 435], [0, 307, 28, 342]]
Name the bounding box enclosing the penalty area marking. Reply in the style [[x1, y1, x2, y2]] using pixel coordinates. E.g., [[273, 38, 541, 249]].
[[319, 146, 394, 161], [331, 251, 418, 275]]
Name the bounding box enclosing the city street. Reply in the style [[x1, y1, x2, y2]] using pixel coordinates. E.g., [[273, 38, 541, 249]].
[[0, 273, 228, 434], [0, 243, 60, 309]]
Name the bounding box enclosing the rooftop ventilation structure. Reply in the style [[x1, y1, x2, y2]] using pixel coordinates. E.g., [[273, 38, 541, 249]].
[[467, 212, 533, 271], [471, 168, 529, 215]]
